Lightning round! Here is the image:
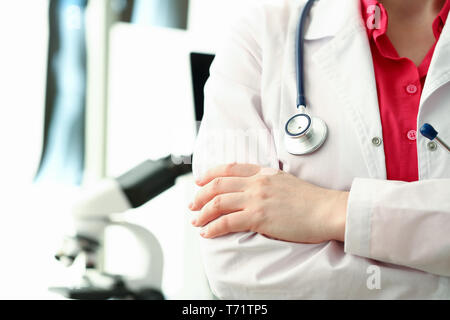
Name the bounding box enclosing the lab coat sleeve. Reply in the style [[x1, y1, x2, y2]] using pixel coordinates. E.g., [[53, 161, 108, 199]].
[[192, 5, 280, 179], [345, 178, 450, 277]]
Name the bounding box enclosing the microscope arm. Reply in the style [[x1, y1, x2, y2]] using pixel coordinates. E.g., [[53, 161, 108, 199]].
[[117, 155, 192, 209], [72, 155, 192, 223]]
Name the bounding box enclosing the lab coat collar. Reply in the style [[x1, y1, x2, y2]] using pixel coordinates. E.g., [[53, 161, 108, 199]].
[[303, 0, 364, 40], [304, 0, 388, 179], [421, 10, 450, 107]]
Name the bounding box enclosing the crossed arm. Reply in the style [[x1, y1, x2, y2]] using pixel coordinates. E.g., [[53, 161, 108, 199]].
[[189, 163, 348, 244]]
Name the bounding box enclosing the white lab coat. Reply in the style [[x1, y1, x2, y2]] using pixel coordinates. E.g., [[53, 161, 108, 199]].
[[192, 0, 450, 299]]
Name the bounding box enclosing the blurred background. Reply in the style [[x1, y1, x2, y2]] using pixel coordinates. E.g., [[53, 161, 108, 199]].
[[0, 0, 254, 300]]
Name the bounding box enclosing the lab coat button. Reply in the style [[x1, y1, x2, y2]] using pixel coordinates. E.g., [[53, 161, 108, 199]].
[[427, 141, 438, 151], [372, 137, 382, 147]]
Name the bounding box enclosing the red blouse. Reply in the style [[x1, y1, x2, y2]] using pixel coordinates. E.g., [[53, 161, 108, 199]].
[[360, 0, 450, 181]]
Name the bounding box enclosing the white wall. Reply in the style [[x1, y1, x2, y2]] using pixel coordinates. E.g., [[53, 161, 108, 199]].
[[106, 25, 196, 177]]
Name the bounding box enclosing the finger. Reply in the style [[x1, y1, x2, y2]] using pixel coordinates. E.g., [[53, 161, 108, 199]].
[[194, 193, 246, 227], [191, 177, 248, 211], [200, 211, 251, 239], [196, 163, 261, 186]]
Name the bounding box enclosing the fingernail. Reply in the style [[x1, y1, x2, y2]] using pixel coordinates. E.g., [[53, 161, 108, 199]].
[[188, 202, 194, 210], [191, 218, 197, 226], [200, 226, 208, 237]]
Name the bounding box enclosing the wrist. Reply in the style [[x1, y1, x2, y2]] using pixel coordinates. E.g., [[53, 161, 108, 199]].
[[326, 190, 349, 242]]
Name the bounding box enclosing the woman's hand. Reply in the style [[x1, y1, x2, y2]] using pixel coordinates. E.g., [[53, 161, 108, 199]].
[[189, 163, 349, 244]]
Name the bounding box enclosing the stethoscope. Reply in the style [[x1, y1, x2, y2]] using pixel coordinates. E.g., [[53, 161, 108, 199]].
[[285, 0, 450, 155], [284, 0, 328, 155]]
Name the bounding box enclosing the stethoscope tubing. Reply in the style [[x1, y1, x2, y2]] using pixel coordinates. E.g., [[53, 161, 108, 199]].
[[296, 0, 317, 108]]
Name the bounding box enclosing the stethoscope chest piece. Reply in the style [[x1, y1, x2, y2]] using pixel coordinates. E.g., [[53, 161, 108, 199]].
[[284, 112, 328, 155]]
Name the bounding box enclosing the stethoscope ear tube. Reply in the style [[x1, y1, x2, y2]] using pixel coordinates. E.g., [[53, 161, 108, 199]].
[[295, 0, 317, 108]]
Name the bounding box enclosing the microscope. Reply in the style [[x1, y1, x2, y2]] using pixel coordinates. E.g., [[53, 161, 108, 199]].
[[51, 155, 192, 300]]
